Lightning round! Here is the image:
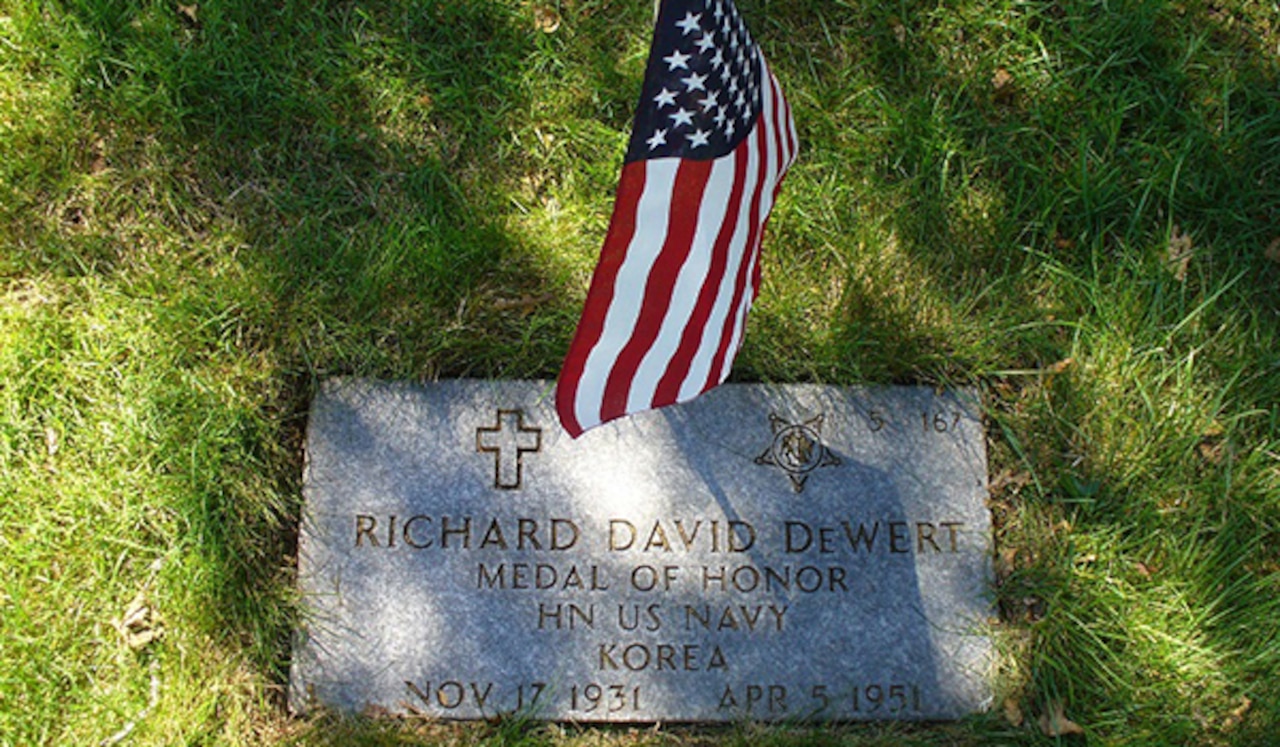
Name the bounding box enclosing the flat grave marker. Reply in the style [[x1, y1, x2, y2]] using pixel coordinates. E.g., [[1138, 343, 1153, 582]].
[[290, 379, 993, 721]]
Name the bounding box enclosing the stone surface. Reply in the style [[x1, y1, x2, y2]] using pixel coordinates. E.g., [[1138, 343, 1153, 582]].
[[290, 379, 993, 721]]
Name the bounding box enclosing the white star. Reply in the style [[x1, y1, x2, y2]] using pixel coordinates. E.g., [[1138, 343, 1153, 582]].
[[696, 32, 716, 53], [653, 87, 678, 109], [669, 107, 695, 128], [646, 128, 668, 150], [675, 12, 702, 35], [712, 1, 724, 21], [728, 77, 739, 94], [663, 49, 691, 70], [698, 90, 720, 111], [724, 119, 736, 138], [688, 129, 711, 148], [714, 106, 728, 127], [681, 72, 708, 92], [709, 50, 725, 69], [735, 90, 747, 109]]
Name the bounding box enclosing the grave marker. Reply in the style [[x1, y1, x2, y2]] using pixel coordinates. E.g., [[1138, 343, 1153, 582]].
[[290, 379, 993, 721]]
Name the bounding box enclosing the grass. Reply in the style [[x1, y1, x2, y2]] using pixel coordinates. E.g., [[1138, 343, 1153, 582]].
[[1, 0, 1278, 744]]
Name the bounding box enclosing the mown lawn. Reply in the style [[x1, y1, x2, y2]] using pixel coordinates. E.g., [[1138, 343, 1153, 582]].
[[1, 0, 1278, 744]]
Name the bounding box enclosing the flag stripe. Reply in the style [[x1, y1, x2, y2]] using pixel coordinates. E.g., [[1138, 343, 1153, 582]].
[[556, 163, 650, 437], [626, 155, 739, 413], [676, 124, 762, 402], [705, 79, 773, 390], [651, 142, 750, 405], [572, 160, 681, 433], [600, 158, 715, 422], [717, 66, 788, 384]]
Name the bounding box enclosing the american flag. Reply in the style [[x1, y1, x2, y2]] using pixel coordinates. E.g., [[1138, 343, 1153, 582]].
[[556, 0, 798, 437]]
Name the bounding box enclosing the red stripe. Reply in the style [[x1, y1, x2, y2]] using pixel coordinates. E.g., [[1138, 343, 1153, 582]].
[[556, 162, 648, 437], [776, 72, 797, 169], [704, 119, 770, 391], [599, 159, 715, 423], [754, 72, 795, 298], [653, 143, 750, 405], [752, 78, 785, 296]]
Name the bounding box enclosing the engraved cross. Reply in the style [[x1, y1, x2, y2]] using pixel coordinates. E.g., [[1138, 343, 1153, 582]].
[[476, 409, 542, 490]]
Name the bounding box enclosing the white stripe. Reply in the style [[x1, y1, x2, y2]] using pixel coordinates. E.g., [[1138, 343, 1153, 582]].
[[574, 159, 681, 430], [626, 154, 739, 413], [677, 118, 762, 402]]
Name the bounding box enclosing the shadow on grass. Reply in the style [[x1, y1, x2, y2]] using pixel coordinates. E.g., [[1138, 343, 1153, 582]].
[[49, 0, 586, 729]]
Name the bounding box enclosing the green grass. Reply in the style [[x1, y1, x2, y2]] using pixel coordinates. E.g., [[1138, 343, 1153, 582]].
[[2, 0, 1278, 744]]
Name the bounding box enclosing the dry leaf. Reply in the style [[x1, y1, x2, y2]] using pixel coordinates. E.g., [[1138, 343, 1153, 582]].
[[1003, 697, 1025, 726], [1167, 225, 1193, 281], [1039, 700, 1085, 737], [995, 548, 1020, 577], [89, 137, 108, 174], [1223, 696, 1252, 730], [1266, 237, 1280, 264], [113, 593, 162, 650], [532, 5, 560, 33], [1134, 560, 1156, 577], [492, 293, 554, 315], [891, 20, 907, 44], [176, 3, 198, 24], [989, 468, 1032, 495], [991, 68, 1016, 105]]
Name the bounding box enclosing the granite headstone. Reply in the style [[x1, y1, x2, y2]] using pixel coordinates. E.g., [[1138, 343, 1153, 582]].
[[290, 379, 993, 721]]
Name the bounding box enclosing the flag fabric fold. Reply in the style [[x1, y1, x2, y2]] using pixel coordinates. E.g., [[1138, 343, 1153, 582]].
[[556, 0, 798, 438]]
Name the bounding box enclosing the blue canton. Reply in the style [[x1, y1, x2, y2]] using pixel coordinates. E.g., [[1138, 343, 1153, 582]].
[[625, 0, 765, 163]]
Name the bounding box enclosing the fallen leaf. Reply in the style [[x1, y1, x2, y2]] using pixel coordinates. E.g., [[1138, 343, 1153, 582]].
[[891, 19, 907, 44], [995, 548, 1019, 577], [176, 3, 198, 24], [1134, 560, 1156, 577], [989, 468, 1031, 494], [1039, 700, 1085, 737], [991, 67, 1017, 105], [532, 5, 560, 33], [1047, 357, 1073, 375], [492, 293, 554, 315], [1004, 697, 1025, 726], [362, 702, 393, 718], [1266, 237, 1280, 264], [1198, 438, 1224, 464], [113, 592, 162, 650], [1167, 225, 1193, 281], [1223, 696, 1251, 730], [89, 137, 108, 174]]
